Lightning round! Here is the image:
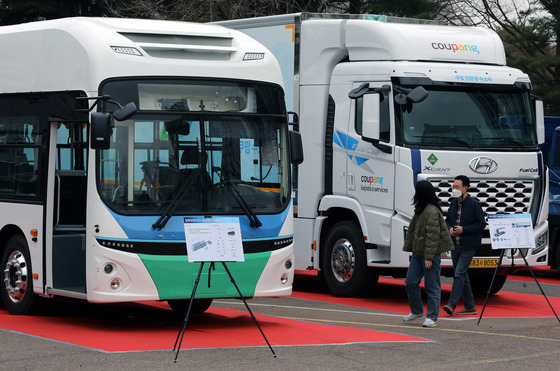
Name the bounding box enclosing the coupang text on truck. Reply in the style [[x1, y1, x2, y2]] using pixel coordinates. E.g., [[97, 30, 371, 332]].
[[218, 13, 549, 296]]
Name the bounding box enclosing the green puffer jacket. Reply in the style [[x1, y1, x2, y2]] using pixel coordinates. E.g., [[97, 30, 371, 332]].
[[403, 203, 454, 261]]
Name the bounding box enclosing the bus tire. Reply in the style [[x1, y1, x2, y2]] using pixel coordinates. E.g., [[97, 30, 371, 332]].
[[168, 298, 213, 315], [1, 235, 39, 315], [470, 273, 507, 296], [322, 221, 378, 297]]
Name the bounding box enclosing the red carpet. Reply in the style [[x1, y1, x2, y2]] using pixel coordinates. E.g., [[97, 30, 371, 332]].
[[0, 303, 428, 352], [1, 270, 558, 352], [291, 276, 560, 318]]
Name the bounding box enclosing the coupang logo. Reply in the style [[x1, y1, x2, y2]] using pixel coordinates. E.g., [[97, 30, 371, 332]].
[[432, 42, 480, 55], [360, 175, 388, 193]]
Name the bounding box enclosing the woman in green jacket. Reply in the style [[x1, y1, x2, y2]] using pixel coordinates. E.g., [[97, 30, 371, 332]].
[[402, 180, 454, 328]]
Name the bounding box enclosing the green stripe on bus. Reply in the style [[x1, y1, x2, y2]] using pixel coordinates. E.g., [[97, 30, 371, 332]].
[[139, 251, 271, 300]]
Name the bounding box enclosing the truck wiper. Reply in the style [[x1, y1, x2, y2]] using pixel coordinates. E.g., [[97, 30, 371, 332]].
[[220, 181, 262, 228], [495, 137, 524, 147], [416, 135, 471, 147], [152, 171, 199, 230]]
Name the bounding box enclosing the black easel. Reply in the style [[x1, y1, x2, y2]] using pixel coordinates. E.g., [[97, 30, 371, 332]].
[[477, 248, 560, 326], [172, 261, 277, 362]]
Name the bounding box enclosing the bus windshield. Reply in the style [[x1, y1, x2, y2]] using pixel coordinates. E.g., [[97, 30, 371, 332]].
[[97, 79, 290, 215], [399, 84, 538, 148]]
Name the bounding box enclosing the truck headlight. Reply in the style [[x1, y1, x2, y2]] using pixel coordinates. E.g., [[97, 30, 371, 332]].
[[532, 231, 548, 255]]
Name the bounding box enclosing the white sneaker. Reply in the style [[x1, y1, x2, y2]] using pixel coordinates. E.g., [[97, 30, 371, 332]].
[[422, 318, 437, 328], [402, 313, 425, 322]]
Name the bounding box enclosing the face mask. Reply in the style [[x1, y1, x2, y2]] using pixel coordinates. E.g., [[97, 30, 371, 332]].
[[451, 188, 463, 198]]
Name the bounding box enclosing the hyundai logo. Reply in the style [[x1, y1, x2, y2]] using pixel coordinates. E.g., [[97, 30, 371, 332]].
[[469, 156, 498, 174]]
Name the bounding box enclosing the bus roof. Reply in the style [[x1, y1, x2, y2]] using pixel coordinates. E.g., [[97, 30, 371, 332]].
[[0, 17, 283, 94]]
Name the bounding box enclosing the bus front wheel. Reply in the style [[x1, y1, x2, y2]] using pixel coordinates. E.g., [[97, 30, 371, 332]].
[[168, 298, 213, 315], [1, 235, 39, 315]]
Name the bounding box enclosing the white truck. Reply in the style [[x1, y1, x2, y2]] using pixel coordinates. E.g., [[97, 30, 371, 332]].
[[217, 13, 549, 296]]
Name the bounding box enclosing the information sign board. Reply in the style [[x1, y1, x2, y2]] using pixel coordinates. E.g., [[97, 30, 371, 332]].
[[183, 216, 244, 262], [487, 213, 535, 250]]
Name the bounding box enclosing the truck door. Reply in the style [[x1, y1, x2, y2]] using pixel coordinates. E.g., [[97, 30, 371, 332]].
[[345, 82, 395, 245]]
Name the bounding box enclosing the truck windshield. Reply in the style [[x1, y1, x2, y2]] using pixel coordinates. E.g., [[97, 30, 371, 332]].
[[400, 85, 537, 148], [96, 79, 290, 216]]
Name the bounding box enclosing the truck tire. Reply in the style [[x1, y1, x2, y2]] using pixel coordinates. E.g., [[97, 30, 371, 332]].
[[322, 221, 378, 297], [168, 298, 213, 315], [470, 273, 507, 296], [1, 235, 39, 315]]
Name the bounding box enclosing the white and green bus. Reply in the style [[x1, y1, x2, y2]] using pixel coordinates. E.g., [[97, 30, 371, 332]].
[[0, 17, 301, 315]]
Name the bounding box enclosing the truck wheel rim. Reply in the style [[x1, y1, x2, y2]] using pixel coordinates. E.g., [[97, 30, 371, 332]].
[[330, 239, 355, 283], [3, 250, 28, 304]]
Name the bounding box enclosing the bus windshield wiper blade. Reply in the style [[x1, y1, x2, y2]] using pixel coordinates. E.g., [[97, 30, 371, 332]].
[[224, 182, 262, 228], [152, 172, 198, 230]]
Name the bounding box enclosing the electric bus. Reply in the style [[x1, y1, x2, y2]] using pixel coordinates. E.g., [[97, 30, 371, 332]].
[[0, 17, 301, 315]]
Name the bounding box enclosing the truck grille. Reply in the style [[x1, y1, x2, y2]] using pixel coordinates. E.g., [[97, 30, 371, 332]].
[[428, 178, 535, 257], [429, 178, 534, 214]]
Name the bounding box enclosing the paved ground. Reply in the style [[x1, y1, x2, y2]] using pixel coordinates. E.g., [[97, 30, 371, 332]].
[[1, 268, 559, 370]]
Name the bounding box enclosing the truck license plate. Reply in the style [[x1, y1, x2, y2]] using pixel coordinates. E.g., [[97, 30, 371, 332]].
[[470, 258, 499, 268]]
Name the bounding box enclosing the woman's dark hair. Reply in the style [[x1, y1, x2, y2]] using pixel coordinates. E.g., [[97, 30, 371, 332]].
[[413, 180, 442, 215]]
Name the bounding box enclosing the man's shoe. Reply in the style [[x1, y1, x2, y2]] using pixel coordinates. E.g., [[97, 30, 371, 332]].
[[455, 307, 477, 315], [402, 313, 425, 322], [422, 318, 437, 328], [442, 305, 454, 316]]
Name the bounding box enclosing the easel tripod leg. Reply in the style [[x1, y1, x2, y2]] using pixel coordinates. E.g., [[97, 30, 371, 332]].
[[221, 262, 277, 358], [478, 249, 505, 326], [173, 262, 205, 362], [520, 252, 560, 324]]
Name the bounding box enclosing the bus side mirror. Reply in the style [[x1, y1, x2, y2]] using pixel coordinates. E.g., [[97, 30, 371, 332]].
[[90, 112, 111, 150], [113, 102, 137, 121], [289, 130, 304, 165]]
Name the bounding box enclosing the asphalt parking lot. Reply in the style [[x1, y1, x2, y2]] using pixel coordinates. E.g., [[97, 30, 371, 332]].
[[1, 269, 560, 370]]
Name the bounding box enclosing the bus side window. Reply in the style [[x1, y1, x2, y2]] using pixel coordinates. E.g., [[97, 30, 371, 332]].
[[0, 120, 41, 197]]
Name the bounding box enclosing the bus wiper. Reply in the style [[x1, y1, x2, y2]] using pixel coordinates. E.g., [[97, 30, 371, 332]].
[[222, 181, 262, 228], [152, 171, 198, 230]]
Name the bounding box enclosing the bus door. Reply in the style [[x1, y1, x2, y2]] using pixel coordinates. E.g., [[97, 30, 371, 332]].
[[50, 121, 88, 295]]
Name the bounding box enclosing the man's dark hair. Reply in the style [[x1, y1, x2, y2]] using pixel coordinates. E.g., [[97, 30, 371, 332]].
[[455, 175, 470, 188]]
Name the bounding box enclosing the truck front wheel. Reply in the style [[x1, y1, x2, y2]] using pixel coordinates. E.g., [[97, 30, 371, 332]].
[[470, 273, 507, 296], [322, 221, 378, 297]]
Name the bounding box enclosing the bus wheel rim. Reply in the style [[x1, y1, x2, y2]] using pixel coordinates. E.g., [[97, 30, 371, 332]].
[[3, 250, 28, 304]]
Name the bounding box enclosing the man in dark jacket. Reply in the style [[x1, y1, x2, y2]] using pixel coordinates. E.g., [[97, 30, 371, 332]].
[[442, 175, 486, 316]]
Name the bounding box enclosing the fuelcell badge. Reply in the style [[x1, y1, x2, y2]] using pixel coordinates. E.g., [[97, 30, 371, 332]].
[[469, 156, 498, 174]]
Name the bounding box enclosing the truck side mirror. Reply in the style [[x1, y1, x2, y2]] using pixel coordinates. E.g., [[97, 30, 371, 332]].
[[536, 100, 545, 145], [362, 93, 380, 142], [289, 130, 304, 165], [551, 128, 560, 169], [90, 112, 111, 150]]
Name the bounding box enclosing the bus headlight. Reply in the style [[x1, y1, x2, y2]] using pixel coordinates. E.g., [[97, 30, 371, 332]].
[[285, 259, 293, 270], [103, 263, 114, 274], [280, 273, 289, 285]]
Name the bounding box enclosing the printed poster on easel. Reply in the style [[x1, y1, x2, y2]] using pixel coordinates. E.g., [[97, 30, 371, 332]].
[[183, 216, 244, 262], [487, 213, 535, 250]]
